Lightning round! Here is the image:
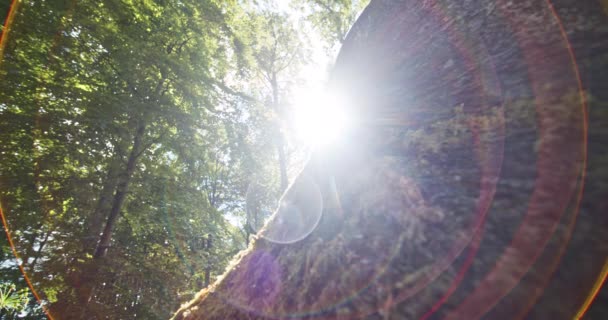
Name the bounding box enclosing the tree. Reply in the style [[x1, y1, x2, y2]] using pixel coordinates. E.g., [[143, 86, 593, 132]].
[[249, 10, 308, 192], [224, 7, 314, 245], [0, 0, 270, 318], [172, 0, 606, 319]]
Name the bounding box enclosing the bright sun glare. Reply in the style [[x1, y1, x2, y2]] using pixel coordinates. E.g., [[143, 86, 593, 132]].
[[292, 89, 351, 147]]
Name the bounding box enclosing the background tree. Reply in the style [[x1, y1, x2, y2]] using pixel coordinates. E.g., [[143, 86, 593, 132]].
[[0, 0, 290, 318], [249, 10, 308, 192]]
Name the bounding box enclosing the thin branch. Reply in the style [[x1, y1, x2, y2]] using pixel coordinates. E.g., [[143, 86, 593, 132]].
[[276, 47, 299, 73], [211, 80, 258, 103]]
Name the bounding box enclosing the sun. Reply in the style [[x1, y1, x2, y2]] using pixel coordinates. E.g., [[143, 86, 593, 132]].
[[291, 88, 352, 148]]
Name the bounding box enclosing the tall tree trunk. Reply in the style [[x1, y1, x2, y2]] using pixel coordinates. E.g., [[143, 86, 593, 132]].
[[73, 120, 147, 315], [271, 71, 288, 191], [277, 139, 288, 192], [204, 235, 213, 287], [85, 157, 121, 252], [93, 120, 146, 258], [90, 73, 166, 260]]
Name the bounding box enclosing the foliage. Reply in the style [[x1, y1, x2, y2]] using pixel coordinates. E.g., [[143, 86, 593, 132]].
[[0, 0, 349, 318], [0, 282, 29, 316], [297, 0, 369, 47]]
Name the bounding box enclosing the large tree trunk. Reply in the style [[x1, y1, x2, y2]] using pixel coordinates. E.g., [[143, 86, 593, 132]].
[[173, 1, 607, 319]]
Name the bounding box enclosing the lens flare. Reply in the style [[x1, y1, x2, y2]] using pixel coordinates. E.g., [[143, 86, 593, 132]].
[[292, 89, 352, 148]]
